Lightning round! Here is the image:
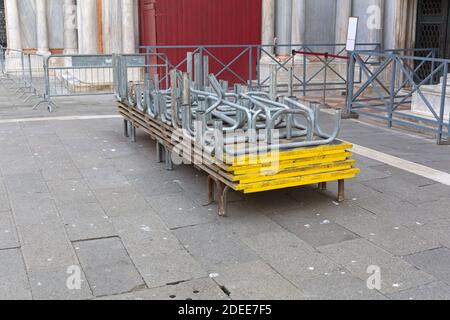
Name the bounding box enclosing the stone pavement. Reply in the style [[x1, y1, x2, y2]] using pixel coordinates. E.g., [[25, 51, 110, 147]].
[[0, 83, 450, 300]]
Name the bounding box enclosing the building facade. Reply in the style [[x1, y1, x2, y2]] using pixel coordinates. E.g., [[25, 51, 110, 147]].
[[0, 0, 448, 58]]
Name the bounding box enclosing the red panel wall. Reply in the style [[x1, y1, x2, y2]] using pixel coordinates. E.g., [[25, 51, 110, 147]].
[[139, 0, 262, 85]]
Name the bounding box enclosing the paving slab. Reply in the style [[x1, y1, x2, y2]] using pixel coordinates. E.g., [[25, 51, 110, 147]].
[[331, 207, 439, 256], [404, 248, 450, 286], [94, 186, 152, 218], [410, 218, 450, 248], [19, 218, 80, 269], [269, 209, 359, 248], [242, 231, 340, 285], [47, 179, 97, 205], [146, 193, 215, 229], [389, 281, 450, 300], [215, 202, 285, 239], [80, 166, 130, 190], [100, 278, 228, 300], [0, 248, 32, 300], [213, 260, 305, 300], [3, 172, 49, 194], [124, 171, 184, 199], [362, 177, 450, 205], [318, 238, 436, 294], [9, 192, 60, 227], [56, 201, 117, 242], [173, 223, 260, 272], [112, 214, 207, 288], [0, 181, 11, 213], [27, 265, 93, 300], [0, 211, 20, 249], [297, 271, 387, 300], [74, 237, 146, 297]]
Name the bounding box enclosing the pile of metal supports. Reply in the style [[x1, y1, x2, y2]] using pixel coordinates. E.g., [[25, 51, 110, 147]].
[[116, 53, 359, 215]]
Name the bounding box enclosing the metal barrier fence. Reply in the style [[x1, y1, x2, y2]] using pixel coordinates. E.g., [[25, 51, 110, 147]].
[[140, 43, 380, 95], [0, 47, 47, 103], [0, 46, 167, 111], [347, 50, 450, 145]]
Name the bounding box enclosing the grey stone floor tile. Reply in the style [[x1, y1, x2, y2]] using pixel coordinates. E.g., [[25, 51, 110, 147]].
[[214, 261, 306, 300], [0, 155, 40, 176], [215, 202, 285, 239], [318, 239, 436, 294], [242, 231, 340, 285], [125, 172, 184, 199], [99, 278, 229, 300], [173, 223, 260, 272], [94, 187, 152, 218], [146, 193, 215, 229], [389, 281, 450, 300], [19, 219, 79, 269], [411, 218, 450, 248], [0, 249, 32, 300], [112, 214, 207, 288], [0, 182, 11, 212], [0, 211, 20, 249], [4, 172, 49, 194], [297, 271, 387, 300], [9, 192, 60, 227], [47, 179, 96, 203], [362, 177, 450, 205], [56, 201, 117, 242], [269, 209, 359, 248], [74, 237, 146, 297], [27, 265, 93, 300], [331, 208, 440, 256], [403, 248, 450, 286], [80, 166, 130, 190]]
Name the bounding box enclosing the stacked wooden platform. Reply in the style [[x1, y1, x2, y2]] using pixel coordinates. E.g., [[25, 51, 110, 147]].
[[118, 102, 360, 216]]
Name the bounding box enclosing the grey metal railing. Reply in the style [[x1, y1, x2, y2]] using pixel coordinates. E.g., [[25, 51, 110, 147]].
[[347, 49, 450, 145]]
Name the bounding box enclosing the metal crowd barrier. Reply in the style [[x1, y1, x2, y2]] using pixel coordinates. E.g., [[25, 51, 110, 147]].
[[139, 43, 380, 95], [0, 46, 167, 112], [347, 49, 450, 145]]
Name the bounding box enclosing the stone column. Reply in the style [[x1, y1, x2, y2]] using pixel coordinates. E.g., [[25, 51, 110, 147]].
[[122, 0, 136, 53], [367, 0, 384, 48], [291, 0, 306, 50], [36, 0, 50, 55], [5, 0, 22, 51], [63, 0, 78, 54], [276, 0, 292, 56], [78, 0, 98, 54], [335, 0, 352, 47], [110, 0, 123, 53], [261, 0, 275, 55], [102, 0, 111, 53]]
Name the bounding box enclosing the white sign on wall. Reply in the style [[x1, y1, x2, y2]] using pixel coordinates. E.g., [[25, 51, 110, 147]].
[[346, 17, 359, 52]]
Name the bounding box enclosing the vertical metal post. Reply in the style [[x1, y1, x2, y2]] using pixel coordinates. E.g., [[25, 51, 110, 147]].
[[256, 46, 261, 90], [303, 48, 307, 96], [27, 54, 34, 93], [388, 56, 397, 128], [438, 62, 448, 144], [187, 52, 193, 79], [322, 53, 328, 105], [123, 119, 129, 137], [346, 53, 355, 114], [248, 46, 253, 89], [270, 64, 277, 100], [203, 55, 209, 88]]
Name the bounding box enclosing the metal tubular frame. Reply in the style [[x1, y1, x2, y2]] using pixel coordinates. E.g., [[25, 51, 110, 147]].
[[347, 50, 450, 145]]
